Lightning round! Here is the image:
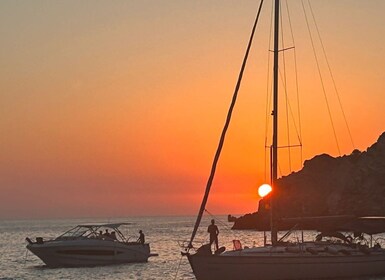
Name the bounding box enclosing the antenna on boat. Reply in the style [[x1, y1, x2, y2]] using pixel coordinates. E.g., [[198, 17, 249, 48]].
[[271, 0, 280, 246]]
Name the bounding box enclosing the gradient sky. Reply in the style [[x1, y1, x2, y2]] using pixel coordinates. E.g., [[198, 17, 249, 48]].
[[1, 0, 384, 219]]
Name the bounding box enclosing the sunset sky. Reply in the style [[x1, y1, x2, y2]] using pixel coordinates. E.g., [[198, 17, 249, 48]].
[[1, 0, 384, 219]]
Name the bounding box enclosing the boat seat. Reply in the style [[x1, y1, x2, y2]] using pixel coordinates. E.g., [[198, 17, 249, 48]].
[[233, 240, 243, 251]]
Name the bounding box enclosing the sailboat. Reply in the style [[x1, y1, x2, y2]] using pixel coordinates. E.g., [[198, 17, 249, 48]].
[[184, 1, 385, 279]]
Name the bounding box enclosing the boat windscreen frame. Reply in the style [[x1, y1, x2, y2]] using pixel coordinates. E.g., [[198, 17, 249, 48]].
[[56, 226, 90, 239], [56, 225, 129, 242], [113, 227, 128, 242]]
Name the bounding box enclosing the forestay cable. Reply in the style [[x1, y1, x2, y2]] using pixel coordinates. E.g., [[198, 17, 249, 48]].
[[188, 0, 265, 248]]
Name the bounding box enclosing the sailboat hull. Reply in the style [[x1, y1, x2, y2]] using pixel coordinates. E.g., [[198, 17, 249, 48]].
[[188, 251, 385, 280]]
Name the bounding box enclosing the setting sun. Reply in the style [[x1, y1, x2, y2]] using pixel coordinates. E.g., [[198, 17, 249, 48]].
[[258, 184, 272, 198]]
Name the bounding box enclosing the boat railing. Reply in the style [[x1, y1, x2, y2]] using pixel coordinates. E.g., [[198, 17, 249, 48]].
[[26, 236, 57, 244], [178, 239, 206, 251]]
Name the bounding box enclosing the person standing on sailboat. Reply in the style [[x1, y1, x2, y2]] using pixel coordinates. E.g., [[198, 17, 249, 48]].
[[208, 219, 219, 251]]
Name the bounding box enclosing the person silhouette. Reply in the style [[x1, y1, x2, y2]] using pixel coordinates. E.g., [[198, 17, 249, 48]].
[[103, 229, 110, 238], [137, 230, 145, 244], [208, 219, 219, 251]]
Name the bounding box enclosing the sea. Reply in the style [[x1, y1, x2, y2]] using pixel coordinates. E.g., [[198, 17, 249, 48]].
[[1, 215, 385, 280]]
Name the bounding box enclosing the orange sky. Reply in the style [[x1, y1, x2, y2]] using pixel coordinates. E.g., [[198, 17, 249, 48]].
[[1, 0, 384, 219]]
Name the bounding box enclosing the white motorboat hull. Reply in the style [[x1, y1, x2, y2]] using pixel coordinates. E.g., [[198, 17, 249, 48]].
[[188, 246, 385, 280], [27, 239, 150, 267]]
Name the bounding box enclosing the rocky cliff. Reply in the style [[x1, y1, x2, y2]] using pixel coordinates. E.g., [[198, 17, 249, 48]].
[[232, 132, 385, 230]]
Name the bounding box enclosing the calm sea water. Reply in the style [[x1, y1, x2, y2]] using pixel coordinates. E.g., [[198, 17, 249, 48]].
[[1, 216, 385, 280]]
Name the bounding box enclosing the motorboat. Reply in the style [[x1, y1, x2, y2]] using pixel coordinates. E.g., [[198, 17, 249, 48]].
[[26, 222, 151, 267]]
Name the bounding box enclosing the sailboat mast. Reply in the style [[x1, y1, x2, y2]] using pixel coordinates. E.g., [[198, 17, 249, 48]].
[[271, 0, 280, 245]]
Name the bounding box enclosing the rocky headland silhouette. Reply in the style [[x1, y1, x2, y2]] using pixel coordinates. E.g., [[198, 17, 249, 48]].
[[232, 132, 385, 230]]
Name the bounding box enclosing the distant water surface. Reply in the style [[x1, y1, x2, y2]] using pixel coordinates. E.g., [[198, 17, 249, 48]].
[[1, 216, 385, 280]]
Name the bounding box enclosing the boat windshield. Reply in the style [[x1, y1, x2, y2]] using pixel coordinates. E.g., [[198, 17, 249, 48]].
[[55, 225, 128, 242], [56, 226, 92, 239]]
